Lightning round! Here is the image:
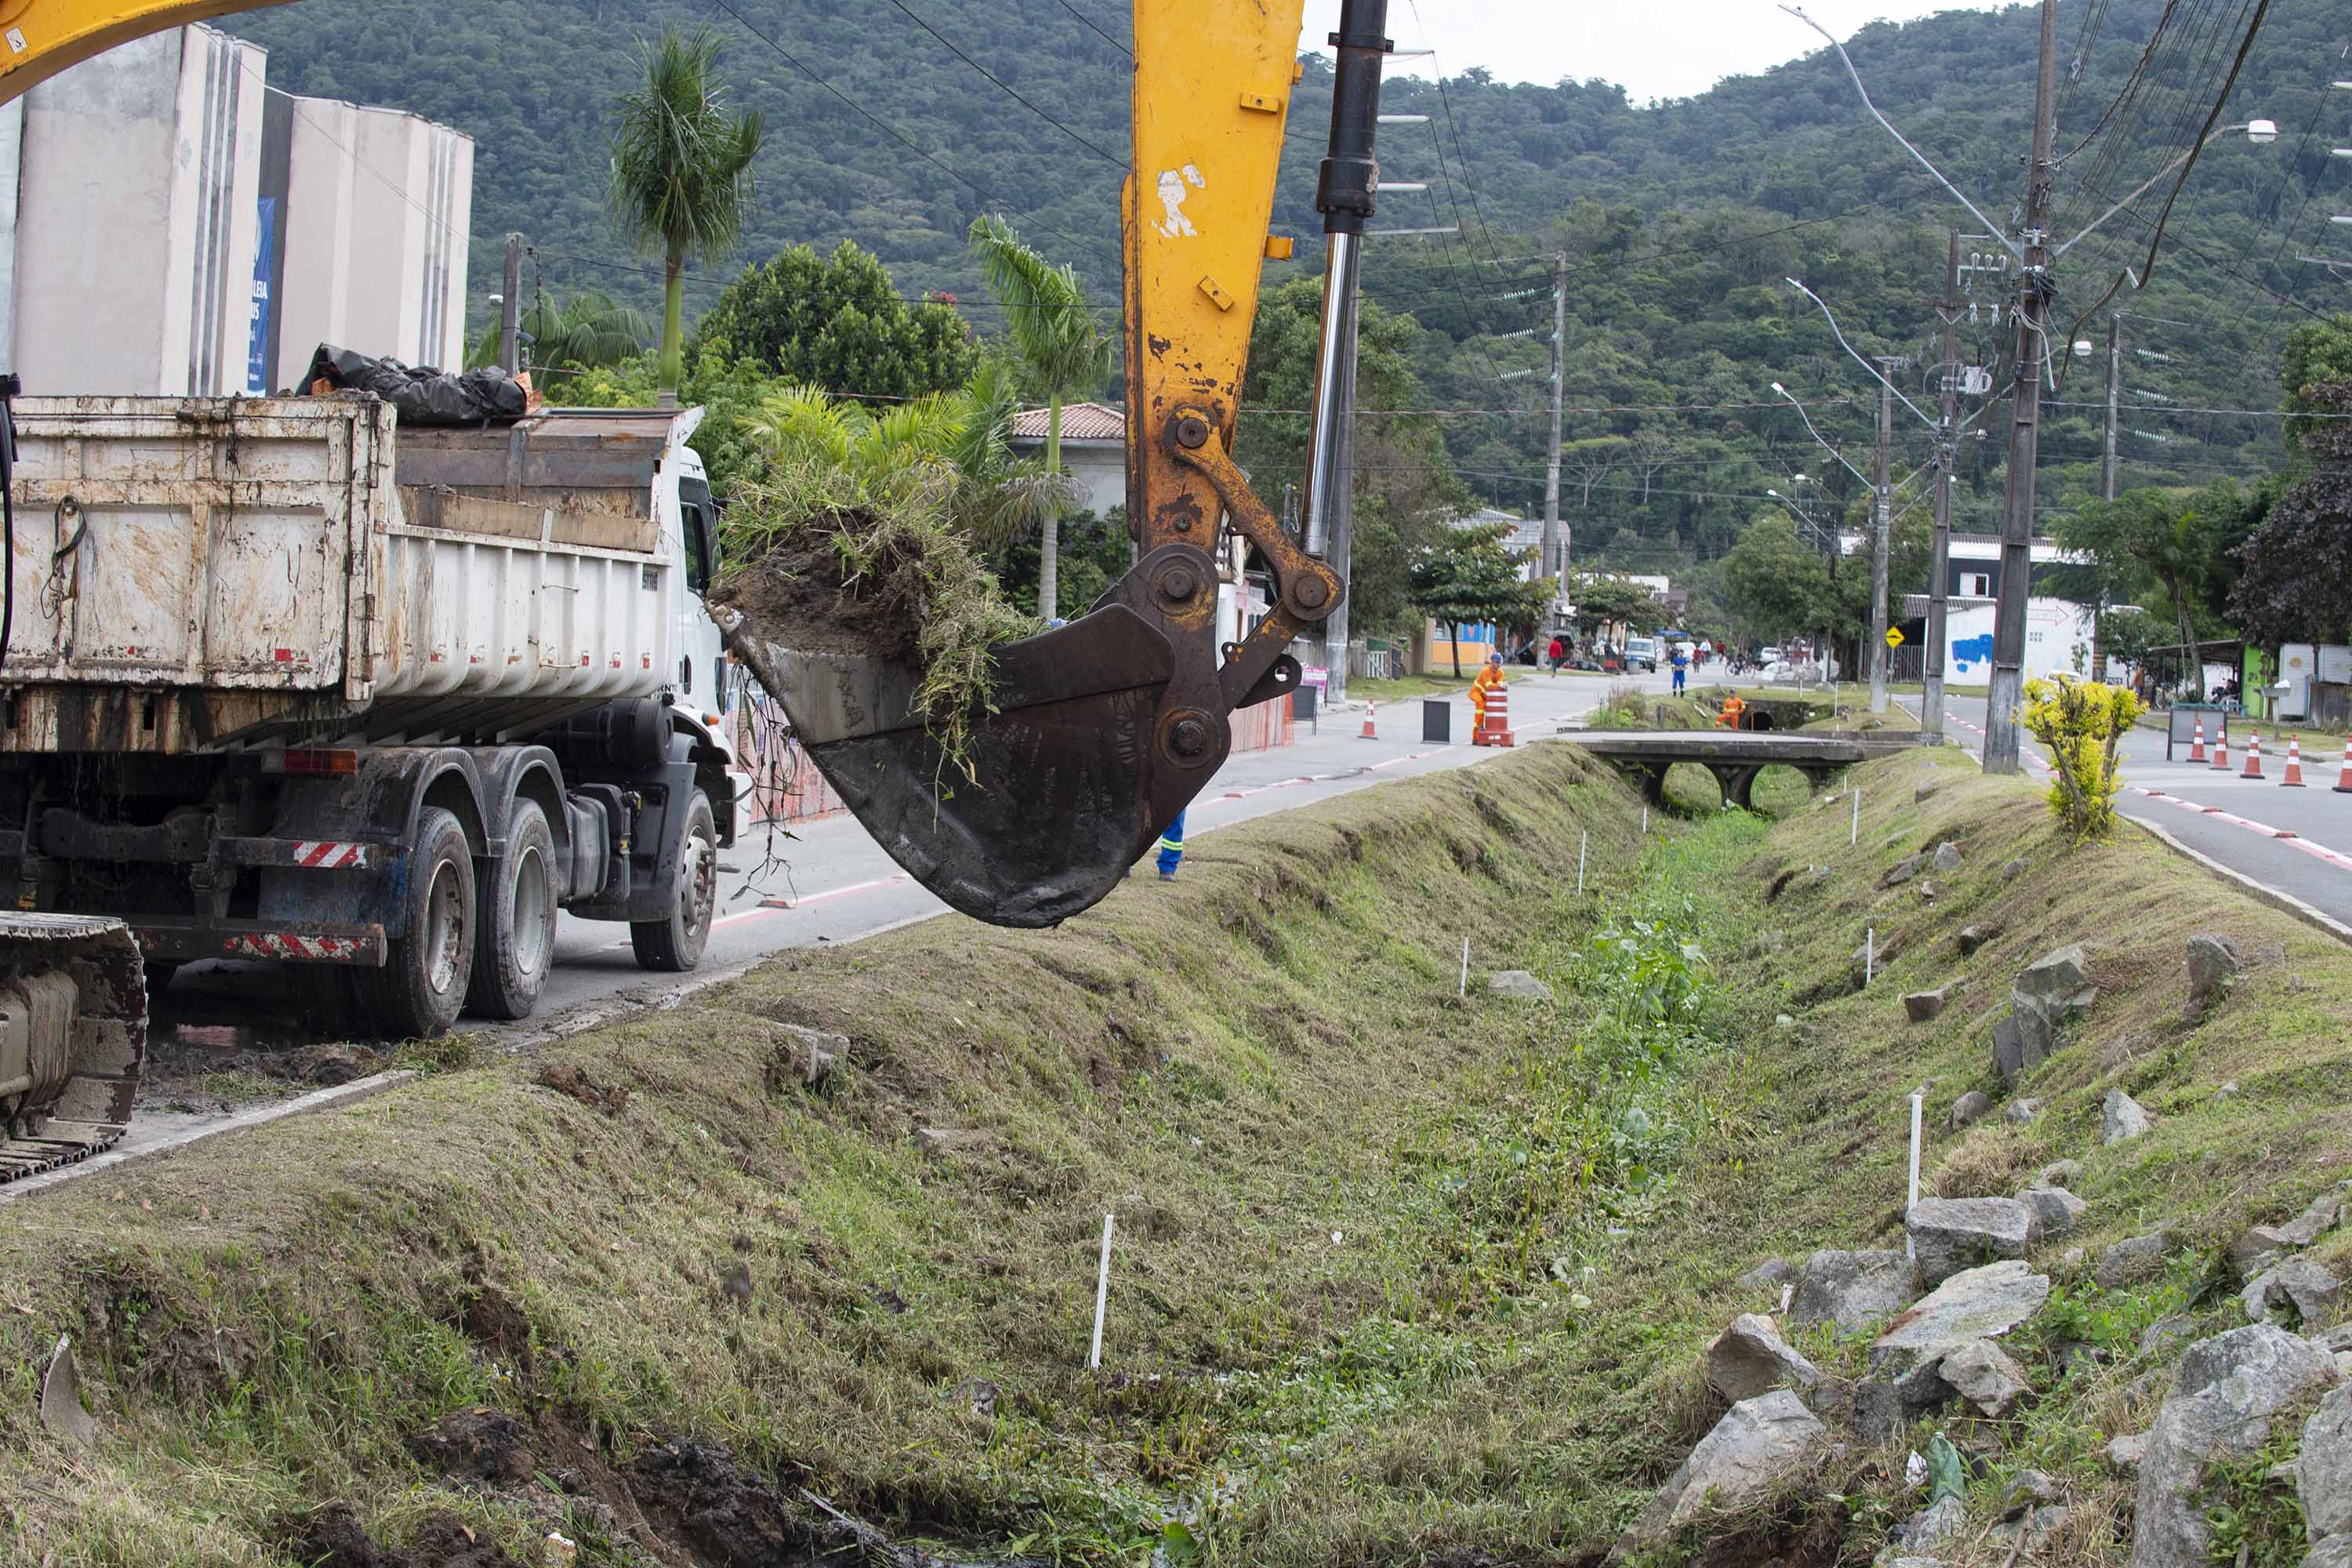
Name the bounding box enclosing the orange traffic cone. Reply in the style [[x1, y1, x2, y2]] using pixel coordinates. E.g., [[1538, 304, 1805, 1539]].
[[2241, 731, 2263, 779], [1359, 699, 1378, 740], [2211, 726, 2230, 770], [2281, 734, 2306, 787], [2334, 735, 2352, 794], [2187, 717, 2208, 764]]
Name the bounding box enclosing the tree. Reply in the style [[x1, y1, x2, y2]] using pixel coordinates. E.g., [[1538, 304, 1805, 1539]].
[[966, 214, 1111, 620], [468, 292, 649, 391], [1719, 511, 1835, 644], [608, 28, 762, 405], [687, 240, 978, 400], [1408, 522, 1548, 677], [2050, 482, 2262, 687], [2232, 372, 2350, 648], [1565, 572, 1668, 641]]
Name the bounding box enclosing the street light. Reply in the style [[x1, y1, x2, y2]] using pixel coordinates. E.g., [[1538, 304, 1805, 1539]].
[[1770, 381, 1873, 487], [2058, 122, 2282, 256]]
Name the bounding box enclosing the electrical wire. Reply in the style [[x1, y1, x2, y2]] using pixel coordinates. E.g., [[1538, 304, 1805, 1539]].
[[877, 0, 1129, 167]]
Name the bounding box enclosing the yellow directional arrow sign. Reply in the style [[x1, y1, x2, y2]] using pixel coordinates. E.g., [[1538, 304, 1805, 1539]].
[[1885, 627, 1906, 649]]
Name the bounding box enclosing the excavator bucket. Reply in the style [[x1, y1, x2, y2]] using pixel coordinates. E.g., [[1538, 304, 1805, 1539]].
[[718, 606, 1185, 927], [0, 913, 147, 1184]]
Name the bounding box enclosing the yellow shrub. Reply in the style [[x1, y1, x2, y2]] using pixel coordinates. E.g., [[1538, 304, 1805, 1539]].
[[2018, 677, 2146, 839]]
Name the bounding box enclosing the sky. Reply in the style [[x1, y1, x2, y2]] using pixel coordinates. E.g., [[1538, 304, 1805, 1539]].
[[1298, 1, 2011, 103]]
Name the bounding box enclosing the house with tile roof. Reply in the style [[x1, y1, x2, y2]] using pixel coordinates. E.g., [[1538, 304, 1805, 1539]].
[[1007, 401, 1127, 521]]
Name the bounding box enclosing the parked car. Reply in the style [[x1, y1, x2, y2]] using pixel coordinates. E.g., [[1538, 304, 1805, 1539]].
[[1759, 646, 1781, 666], [1622, 635, 1661, 673]]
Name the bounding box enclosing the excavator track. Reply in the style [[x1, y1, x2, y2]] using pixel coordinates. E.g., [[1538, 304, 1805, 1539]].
[[0, 913, 147, 1185]]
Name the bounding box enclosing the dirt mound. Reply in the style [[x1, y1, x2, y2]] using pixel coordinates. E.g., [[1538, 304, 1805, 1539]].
[[407, 1409, 536, 1485], [285, 1504, 523, 1568], [708, 510, 924, 667]]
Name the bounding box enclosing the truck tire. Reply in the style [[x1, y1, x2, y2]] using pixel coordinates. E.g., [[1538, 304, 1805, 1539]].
[[361, 806, 475, 1038], [630, 789, 714, 973], [466, 797, 558, 1021]]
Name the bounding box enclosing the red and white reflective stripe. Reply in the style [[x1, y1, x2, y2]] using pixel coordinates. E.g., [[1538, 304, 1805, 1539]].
[[295, 840, 369, 869], [227, 933, 365, 960]]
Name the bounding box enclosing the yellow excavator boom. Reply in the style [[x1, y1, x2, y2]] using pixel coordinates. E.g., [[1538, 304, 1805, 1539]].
[[0, 0, 294, 102]]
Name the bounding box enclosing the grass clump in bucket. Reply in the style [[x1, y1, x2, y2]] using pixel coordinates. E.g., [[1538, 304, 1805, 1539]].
[[711, 378, 1075, 778]]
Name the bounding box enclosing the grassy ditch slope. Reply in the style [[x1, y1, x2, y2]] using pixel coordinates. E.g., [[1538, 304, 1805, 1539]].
[[2, 740, 2348, 1567]]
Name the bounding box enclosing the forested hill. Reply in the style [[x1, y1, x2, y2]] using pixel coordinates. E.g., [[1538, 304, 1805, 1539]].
[[225, 0, 2350, 550]]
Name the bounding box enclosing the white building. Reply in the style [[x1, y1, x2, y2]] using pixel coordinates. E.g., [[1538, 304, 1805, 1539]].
[[0, 24, 473, 399], [1007, 401, 1126, 518], [2, 25, 265, 394]]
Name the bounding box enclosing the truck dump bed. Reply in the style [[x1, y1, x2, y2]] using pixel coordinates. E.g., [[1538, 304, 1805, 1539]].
[[2, 396, 691, 751]]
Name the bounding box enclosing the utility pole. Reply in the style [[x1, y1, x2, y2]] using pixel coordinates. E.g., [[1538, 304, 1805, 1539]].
[[1540, 250, 1567, 630], [1984, 0, 2058, 775], [2100, 316, 2121, 503], [1301, 0, 1391, 706], [500, 233, 524, 375], [1868, 358, 1894, 714], [1925, 230, 1958, 740]]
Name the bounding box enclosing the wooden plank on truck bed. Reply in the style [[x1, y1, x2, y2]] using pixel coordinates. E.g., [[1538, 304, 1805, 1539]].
[[401, 487, 547, 543], [550, 499, 657, 553]]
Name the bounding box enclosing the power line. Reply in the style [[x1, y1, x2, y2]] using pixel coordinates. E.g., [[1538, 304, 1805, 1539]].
[[698, 0, 1120, 274], [1049, 0, 1131, 56], [878, 0, 1129, 167]]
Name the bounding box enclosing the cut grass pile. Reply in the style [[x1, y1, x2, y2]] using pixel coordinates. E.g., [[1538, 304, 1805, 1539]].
[[2, 739, 2347, 1567], [712, 459, 1039, 775]]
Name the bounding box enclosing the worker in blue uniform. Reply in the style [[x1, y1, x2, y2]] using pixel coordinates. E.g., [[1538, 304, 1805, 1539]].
[[1156, 810, 1186, 881]]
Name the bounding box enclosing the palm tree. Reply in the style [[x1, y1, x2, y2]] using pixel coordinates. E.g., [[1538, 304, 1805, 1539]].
[[608, 28, 762, 406], [966, 215, 1111, 619], [743, 363, 1080, 543], [467, 292, 651, 393]]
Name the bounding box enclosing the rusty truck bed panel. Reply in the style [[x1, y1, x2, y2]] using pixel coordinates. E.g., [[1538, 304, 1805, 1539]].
[[3, 397, 688, 753]]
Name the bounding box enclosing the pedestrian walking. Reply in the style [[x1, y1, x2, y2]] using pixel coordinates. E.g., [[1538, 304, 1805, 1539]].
[[1547, 635, 1566, 677], [1670, 641, 1690, 696], [1156, 809, 1185, 882]]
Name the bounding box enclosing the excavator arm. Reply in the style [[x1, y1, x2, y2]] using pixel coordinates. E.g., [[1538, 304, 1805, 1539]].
[[721, 0, 1346, 928], [0, 1, 295, 102]]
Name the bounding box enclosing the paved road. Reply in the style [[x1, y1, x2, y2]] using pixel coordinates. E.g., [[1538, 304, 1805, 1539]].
[[1934, 693, 2352, 930], [155, 666, 1684, 1050]]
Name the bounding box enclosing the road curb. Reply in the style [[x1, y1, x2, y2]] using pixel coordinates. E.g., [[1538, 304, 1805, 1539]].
[[2129, 817, 2352, 949]]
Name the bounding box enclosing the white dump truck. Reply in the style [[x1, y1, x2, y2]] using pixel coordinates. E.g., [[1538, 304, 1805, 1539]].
[[0, 394, 742, 1056]]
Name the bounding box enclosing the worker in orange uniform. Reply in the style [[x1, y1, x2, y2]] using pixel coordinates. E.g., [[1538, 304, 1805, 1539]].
[[1470, 652, 1506, 734], [1717, 692, 1748, 729]]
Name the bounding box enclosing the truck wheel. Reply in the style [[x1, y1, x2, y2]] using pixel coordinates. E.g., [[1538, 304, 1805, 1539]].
[[466, 797, 558, 1021], [361, 806, 475, 1038], [630, 789, 714, 973]]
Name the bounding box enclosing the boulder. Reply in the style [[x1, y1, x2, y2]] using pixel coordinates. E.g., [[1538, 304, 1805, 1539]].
[[1875, 1261, 2050, 1365], [2016, 1185, 2088, 1240], [1990, 944, 2100, 1084], [1958, 923, 2004, 958], [2005, 1097, 2045, 1125], [1486, 970, 1555, 1001], [1907, 1197, 2033, 1287], [769, 1022, 844, 1088], [2103, 1088, 2153, 1144], [1915, 780, 1943, 804], [1705, 1313, 1826, 1403], [2310, 1324, 2352, 1354], [1882, 854, 1925, 888], [1906, 986, 1955, 1024], [2096, 1233, 2173, 1289], [2302, 1387, 2352, 1544], [2107, 1433, 2148, 1477], [2001, 857, 2029, 881], [1615, 1389, 1828, 1553], [2241, 1258, 2342, 1326], [1942, 1338, 2035, 1417], [2132, 1325, 2341, 1568], [2017, 942, 2092, 1004], [2186, 933, 2244, 1010], [1737, 1258, 1795, 1293], [2278, 1182, 2350, 1247], [2230, 1225, 2296, 1273], [2038, 1160, 2085, 1190], [1896, 1497, 1966, 1554], [2307, 1535, 2352, 1568], [1791, 1249, 1919, 1334], [1994, 1506, 2073, 1549], [1947, 1090, 1994, 1129], [1933, 841, 1964, 873]]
